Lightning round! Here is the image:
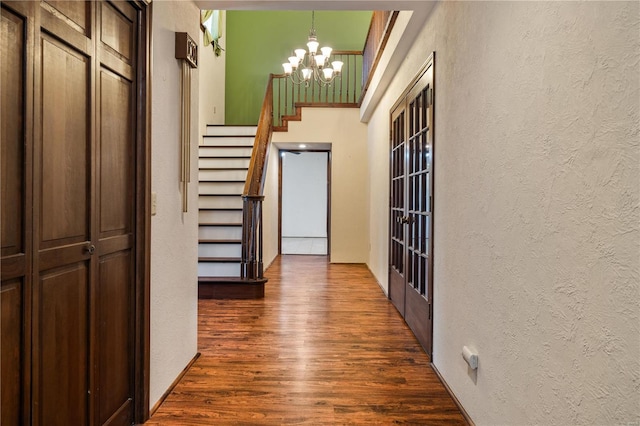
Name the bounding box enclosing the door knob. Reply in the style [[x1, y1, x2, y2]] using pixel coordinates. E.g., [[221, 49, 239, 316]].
[[86, 244, 96, 255]]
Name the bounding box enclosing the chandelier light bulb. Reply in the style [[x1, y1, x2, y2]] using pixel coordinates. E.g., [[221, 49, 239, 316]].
[[301, 68, 312, 80], [314, 54, 326, 68], [282, 63, 293, 74], [295, 49, 306, 60], [307, 40, 319, 55], [331, 61, 344, 74], [323, 68, 334, 80], [321, 47, 332, 59], [288, 56, 299, 68]]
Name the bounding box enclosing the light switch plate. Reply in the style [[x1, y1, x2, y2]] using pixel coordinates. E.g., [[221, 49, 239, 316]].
[[151, 192, 157, 216]]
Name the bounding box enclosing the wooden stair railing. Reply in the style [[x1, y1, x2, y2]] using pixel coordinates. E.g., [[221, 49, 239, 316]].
[[241, 75, 274, 280]]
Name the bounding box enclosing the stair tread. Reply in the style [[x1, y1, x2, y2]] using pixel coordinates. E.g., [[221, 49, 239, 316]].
[[199, 239, 241, 244], [198, 207, 242, 211], [203, 135, 255, 138], [199, 179, 246, 183], [198, 257, 242, 262], [199, 193, 242, 197], [199, 145, 254, 149], [199, 222, 242, 227], [198, 156, 251, 159], [199, 167, 248, 171]]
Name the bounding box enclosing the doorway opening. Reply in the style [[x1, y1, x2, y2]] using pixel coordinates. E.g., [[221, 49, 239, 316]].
[[278, 148, 331, 256]]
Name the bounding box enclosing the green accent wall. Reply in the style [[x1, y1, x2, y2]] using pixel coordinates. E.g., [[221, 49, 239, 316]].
[[225, 11, 372, 125]]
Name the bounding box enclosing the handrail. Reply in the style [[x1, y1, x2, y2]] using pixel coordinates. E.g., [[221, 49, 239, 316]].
[[243, 75, 274, 197], [241, 75, 274, 280]]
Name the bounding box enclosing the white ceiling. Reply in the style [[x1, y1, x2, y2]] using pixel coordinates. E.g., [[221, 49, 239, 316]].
[[194, 0, 433, 11]]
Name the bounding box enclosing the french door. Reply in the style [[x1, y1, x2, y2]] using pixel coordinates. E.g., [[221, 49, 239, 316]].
[[1, 1, 150, 424], [389, 56, 435, 357]]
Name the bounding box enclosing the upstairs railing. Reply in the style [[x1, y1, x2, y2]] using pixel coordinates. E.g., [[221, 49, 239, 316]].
[[241, 76, 274, 280], [272, 50, 363, 129], [361, 11, 399, 97]]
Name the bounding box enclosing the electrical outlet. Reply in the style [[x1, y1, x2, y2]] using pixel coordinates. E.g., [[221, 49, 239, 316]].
[[151, 192, 157, 216]]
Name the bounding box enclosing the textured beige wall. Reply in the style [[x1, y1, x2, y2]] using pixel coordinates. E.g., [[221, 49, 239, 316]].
[[272, 108, 369, 263], [366, 1, 639, 424], [150, 0, 200, 409]]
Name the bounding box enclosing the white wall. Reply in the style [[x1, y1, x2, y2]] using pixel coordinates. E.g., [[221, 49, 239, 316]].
[[281, 152, 328, 238], [366, 1, 640, 424], [262, 143, 280, 269], [273, 108, 369, 263], [198, 12, 225, 132], [150, 0, 200, 409]]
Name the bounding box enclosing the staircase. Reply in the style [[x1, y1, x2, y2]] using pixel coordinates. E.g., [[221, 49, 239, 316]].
[[198, 125, 265, 299]]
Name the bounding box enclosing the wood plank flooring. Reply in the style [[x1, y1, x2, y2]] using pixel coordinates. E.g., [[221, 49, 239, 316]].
[[146, 255, 467, 425]]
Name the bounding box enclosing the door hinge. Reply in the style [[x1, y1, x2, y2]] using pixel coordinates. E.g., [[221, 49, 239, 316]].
[[428, 302, 433, 320]]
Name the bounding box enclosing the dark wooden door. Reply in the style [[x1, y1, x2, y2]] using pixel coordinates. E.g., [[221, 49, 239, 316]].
[[1, 3, 33, 424], [388, 57, 434, 357], [95, 2, 138, 424], [1, 1, 148, 425]]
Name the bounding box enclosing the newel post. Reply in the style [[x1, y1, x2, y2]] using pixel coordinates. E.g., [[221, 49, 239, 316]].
[[241, 195, 265, 280]]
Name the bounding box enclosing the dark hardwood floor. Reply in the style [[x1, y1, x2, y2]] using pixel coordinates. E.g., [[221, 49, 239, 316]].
[[146, 255, 466, 425]]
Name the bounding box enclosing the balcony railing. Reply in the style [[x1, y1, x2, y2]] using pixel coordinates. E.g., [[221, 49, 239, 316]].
[[272, 50, 363, 130]]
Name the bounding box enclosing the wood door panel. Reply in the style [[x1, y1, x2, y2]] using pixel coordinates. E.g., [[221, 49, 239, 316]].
[[37, 263, 89, 425], [100, 69, 133, 235], [42, 1, 89, 35], [389, 270, 405, 316], [405, 286, 431, 353], [101, 2, 133, 63], [98, 251, 134, 425], [40, 35, 89, 245], [1, 279, 23, 426], [1, 6, 25, 258]]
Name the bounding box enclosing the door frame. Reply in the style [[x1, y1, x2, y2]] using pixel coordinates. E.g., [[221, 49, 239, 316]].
[[278, 148, 332, 257], [133, 0, 152, 422], [388, 53, 435, 359]]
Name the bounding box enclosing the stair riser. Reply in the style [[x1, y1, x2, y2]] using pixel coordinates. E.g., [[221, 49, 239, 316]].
[[199, 210, 243, 223], [199, 226, 242, 240], [206, 126, 257, 136], [199, 147, 253, 157], [200, 169, 248, 181], [199, 158, 250, 169], [198, 262, 241, 277], [199, 196, 243, 209], [198, 243, 241, 258], [199, 182, 244, 195]]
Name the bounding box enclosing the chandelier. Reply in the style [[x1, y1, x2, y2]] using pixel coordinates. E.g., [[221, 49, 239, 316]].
[[282, 11, 343, 86]]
